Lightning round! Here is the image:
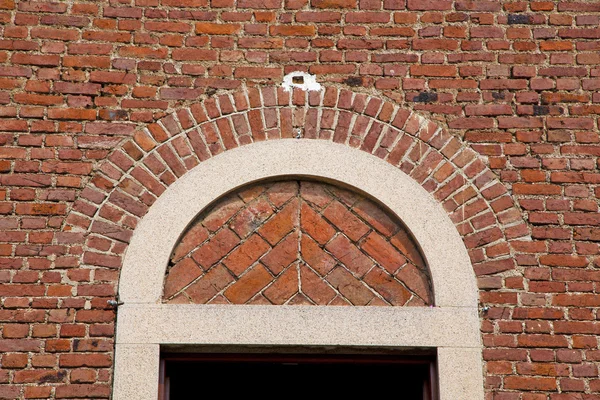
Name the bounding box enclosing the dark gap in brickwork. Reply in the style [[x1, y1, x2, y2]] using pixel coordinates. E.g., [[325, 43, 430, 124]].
[[533, 105, 550, 116], [412, 92, 438, 103], [507, 14, 532, 25], [342, 76, 364, 87]]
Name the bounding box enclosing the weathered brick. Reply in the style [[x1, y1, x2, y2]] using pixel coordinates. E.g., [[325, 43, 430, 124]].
[[223, 233, 270, 276], [258, 198, 299, 245], [163, 258, 203, 298], [325, 234, 373, 277], [223, 264, 272, 303], [323, 201, 370, 241], [361, 232, 407, 274], [192, 228, 240, 269]]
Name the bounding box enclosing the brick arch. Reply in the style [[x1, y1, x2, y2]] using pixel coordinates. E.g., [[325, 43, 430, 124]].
[[64, 84, 530, 295]]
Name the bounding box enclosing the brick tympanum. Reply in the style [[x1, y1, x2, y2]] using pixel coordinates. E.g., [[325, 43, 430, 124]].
[[163, 180, 432, 306]]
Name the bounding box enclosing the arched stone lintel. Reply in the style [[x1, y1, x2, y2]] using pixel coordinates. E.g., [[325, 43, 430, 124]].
[[119, 140, 476, 308]]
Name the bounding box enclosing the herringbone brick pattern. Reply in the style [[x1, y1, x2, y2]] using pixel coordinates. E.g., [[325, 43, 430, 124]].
[[163, 180, 432, 306]]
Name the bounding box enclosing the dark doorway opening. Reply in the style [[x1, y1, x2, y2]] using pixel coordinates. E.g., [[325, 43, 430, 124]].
[[160, 352, 437, 400]]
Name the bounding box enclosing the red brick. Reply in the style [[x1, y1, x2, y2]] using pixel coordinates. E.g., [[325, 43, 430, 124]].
[[323, 201, 370, 241], [59, 354, 111, 367], [299, 264, 336, 304], [237, 0, 281, 7], [183, 264, 234, 303], [12, 54, 60, 66], [266, 181, 298, 207], [518, 334, 569, 348], [363, 268, 411, 305], [238, 38, 283, 49], [263, 266, 298, 304], [299, 182, 333, 209], [300, 202, 336, 244], [14, 369, 67, 383], [202, 195, 245, 232], [171, 48, 218, 61], [504, 376, 557, 391], [325, 234, 373, 277], [223, 233, 270, 276], [352, 198, 399, 237], [192, 228, 240, 269], [1, 353, 28, 368], [171, 224, 209, 262], [223, 264, 272, 303], [261, 231, 299, 274], [24, 386, 53, 398], [539, 255, 588, 268], [164, 258, 203, 298], [311, 0, 356, 8], [234, 67, 282, 79], [270, 25, 316, 36], [258, 198, 299, 245], [413, 39, 459, 51], [301, 234, 336, 276], [410, 65, 457, 77], [55, 384, 111, 398], [361, 232, 407, 274], [396, 263, 431, 304], [326, 267, 374, 305]]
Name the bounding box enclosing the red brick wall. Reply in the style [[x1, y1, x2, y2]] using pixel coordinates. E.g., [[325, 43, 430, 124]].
[[164, 180, 432, 305], [0, 0, 599, 398]]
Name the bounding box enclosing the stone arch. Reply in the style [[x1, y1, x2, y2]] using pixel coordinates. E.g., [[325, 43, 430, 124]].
[[116, 138, 477, 306], [66, 84, 530, 289]]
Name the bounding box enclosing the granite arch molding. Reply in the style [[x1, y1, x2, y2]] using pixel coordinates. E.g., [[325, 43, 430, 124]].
[[108, 139, 485, 400]]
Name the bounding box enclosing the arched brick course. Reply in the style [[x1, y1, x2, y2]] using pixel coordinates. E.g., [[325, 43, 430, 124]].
[[65, 85, 530, 293]]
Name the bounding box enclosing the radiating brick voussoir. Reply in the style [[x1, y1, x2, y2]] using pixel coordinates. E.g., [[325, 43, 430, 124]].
[[68, 85, 528, 304]]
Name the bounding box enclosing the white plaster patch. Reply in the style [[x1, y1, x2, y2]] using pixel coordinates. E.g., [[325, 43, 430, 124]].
[[281, 71, 322, 92]]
